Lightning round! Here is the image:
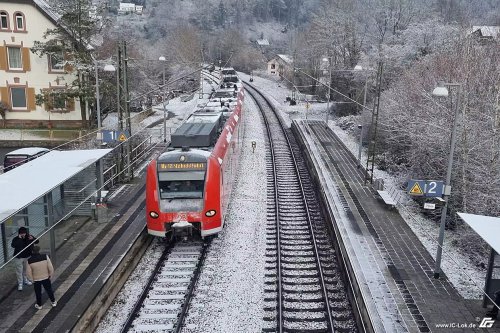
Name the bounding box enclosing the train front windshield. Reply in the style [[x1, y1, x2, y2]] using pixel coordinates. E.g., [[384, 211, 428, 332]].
[[158, 171, 205, 199]]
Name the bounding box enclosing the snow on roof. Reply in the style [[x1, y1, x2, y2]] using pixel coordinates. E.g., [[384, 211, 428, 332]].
[[458, 213, 500, 255], [471, 26, 500, 38], [256, 39, 270, 46], [277, 54, 293, 64], [33, 0, 61, 23], [0, 149, 112, 222]]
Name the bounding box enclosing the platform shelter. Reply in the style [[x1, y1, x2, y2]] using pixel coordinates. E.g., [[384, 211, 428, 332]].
[[458, 213, 500, 310], [0, 149, 111, 267]]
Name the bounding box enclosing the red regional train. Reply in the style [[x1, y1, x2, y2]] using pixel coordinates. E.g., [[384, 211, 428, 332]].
[[146, 70, 244, 239]]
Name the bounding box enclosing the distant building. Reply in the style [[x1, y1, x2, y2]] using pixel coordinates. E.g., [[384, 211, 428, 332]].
[[267, 54, 292, 77], [118, 2, 143, 15], [256, 39, 269, 46], [470, 26, 500, 41], [0, 0, 84, 128]]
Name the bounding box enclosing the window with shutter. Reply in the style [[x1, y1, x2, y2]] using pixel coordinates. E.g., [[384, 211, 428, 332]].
[[7, 47, 22, 70], [10, 87, 27, 109]]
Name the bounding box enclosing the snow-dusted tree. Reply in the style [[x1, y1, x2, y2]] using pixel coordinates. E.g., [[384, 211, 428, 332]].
[[377, 35, 500, 226], [163, 25, 204, 67]]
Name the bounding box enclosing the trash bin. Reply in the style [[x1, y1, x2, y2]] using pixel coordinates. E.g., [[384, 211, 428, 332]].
[[96, 203, 110, 223]]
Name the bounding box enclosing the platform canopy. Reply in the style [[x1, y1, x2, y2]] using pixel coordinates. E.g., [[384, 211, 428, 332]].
[[458, 213, 500, 254], [0, 149, 112, 222]]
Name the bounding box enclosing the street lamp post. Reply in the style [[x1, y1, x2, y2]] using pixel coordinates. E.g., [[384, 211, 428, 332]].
[[159, 56, 167, 142], [432, 81, 463, 279]]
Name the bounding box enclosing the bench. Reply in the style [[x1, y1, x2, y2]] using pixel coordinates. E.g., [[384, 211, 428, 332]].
[[377, 189, 397, 208]]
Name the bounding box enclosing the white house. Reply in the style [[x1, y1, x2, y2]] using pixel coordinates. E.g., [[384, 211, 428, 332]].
[[0, 0, 84, 128], [118, 2, 136, 15], [267, 54, 292, 77]]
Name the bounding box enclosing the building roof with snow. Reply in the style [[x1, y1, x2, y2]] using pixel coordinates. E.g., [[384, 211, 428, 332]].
[[257, 39, 270, 46], [276, 54, 293, 64], [471, 26, 500, 39]]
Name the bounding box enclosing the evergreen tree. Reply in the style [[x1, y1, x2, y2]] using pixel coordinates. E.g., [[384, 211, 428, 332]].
[[216, 1, 226, 27]]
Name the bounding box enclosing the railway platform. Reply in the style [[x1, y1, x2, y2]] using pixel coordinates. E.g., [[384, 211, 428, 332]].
[[292, 119, 498, 332], [0, 181, 148, 333]]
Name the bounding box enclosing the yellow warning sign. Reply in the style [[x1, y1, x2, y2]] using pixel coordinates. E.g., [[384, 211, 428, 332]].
[[118, 133, 127, 142], [409, 182, 424, 195]]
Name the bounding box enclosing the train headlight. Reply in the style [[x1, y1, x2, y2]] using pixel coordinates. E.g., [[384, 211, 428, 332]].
[[205, 210, 216, 217], [149, 211, 159, 219]]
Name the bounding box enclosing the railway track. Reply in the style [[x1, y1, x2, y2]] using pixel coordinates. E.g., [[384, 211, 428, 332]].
[[121, 240, 210, 333], [244, 83, 358, 333]]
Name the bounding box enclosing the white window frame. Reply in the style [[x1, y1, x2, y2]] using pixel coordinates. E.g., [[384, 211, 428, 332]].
[[0, 11, 8, 30], [48, 52, 65, 72], [7, 47, 23, 70], [15, 13, 24, 30], [10, 87, 27, 110]]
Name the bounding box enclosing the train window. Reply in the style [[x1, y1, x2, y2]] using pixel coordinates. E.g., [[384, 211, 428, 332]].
[[159, 180, 204, 199]]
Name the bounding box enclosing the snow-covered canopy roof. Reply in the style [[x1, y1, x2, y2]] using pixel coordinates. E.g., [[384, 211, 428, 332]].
[[0, 149, 112, 222], [471, 26, 500, 38], [257, 39, 270, 46], [458, 213, 500, 254]]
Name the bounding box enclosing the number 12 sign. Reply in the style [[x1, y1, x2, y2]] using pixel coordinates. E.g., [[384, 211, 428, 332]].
[[407, 180, 444, 198]]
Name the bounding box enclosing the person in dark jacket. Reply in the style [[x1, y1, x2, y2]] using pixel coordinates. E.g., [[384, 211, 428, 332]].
[[11, 227, 38, 291], [26, 246, 56, 310]]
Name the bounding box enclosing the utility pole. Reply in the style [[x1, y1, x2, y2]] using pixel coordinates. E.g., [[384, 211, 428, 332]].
[[116, 41, 132, 182], [364, 61, 383, 184]]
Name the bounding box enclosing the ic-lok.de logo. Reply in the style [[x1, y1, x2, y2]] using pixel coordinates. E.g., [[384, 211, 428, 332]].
[[479, 317, 495, 328]]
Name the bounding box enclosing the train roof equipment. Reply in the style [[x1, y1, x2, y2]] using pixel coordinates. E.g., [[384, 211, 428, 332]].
[[170, 113, 222, 148], [221, 67, 237, 76]]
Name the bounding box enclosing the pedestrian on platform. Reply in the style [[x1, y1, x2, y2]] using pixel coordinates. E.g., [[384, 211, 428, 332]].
[[26, 246, 57, 310], [11, 227, 38, 291], [486, 290, 500, 319]]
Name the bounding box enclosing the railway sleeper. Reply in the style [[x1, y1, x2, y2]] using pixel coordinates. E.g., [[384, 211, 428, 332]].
[[284, 294, 325, 302]]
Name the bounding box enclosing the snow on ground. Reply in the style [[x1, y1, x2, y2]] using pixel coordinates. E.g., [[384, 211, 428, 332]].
[[240, 71, 486, 300], [182, 94, 267, 332], [95, 239, 163, 333]]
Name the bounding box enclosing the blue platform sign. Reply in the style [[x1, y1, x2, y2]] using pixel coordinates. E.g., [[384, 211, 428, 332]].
[[407, 179, 444, 198], [101, 130, 116, 143], [100, 130, 130, 143]]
